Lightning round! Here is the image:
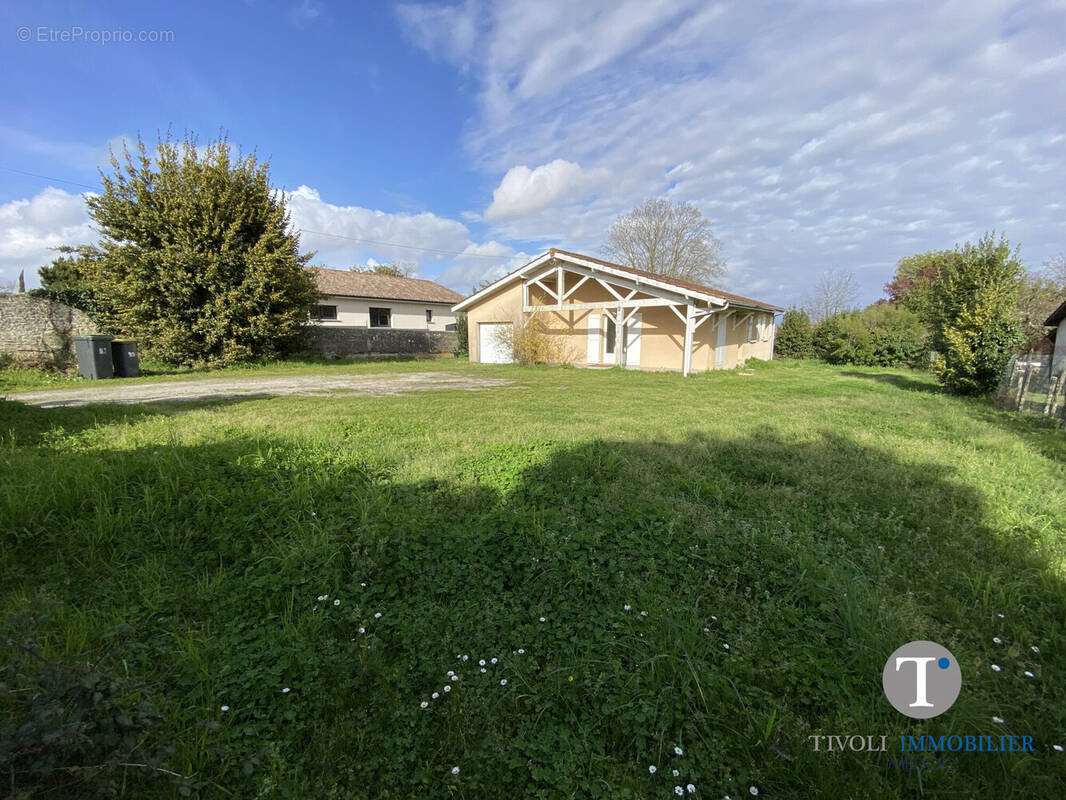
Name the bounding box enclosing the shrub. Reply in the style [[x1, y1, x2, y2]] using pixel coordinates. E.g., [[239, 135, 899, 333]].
[[925, 233, 1024, 394], [0, 600, 192, 797], [453, 312, 469, 358], [813, 306, 929, 368], [774, 308, 814, 358], [494, 315, 571, 364]]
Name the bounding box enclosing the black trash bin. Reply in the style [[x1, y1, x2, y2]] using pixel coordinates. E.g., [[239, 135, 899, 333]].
[[111, 340, 140, 377], [73, 335, 114, 380]]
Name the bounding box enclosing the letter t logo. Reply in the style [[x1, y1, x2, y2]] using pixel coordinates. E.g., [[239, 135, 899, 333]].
[[896, 657, 936, 707]]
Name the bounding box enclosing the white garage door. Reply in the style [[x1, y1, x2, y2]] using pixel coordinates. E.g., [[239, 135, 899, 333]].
[[478, 322, 514, 364]]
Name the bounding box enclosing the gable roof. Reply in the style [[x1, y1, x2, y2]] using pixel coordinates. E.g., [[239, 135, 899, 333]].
[[314, 268, 464, 305], [452, 248, 782, 312], [1045, 298, 1066, 327]]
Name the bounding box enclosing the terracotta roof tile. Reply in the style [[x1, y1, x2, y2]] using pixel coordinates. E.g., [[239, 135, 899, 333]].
[[313, 268, 464, 304]]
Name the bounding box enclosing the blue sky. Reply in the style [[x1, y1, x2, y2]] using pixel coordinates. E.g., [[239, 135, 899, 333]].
[[2, 0, 1064, 308]]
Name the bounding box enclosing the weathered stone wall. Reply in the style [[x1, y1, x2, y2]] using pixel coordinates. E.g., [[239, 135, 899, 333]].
[[305, 325, 458, 358], [0, 294, 98, 364]]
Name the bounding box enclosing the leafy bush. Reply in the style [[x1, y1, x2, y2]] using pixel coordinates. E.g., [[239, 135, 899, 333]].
[[0, 600, 192, 797], [925, 233, 1024, 394], [774, 308, 814, 358], [813, 305, 928, 368]]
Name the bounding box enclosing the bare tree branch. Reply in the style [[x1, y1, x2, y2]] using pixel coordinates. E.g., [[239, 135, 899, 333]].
[[806, 268, 861, 323], [602, 198, 725, 284]]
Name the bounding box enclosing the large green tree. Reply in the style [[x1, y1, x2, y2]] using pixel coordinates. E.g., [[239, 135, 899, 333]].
[[924, 233, 1023, 395], [86, 135, 318, 366]]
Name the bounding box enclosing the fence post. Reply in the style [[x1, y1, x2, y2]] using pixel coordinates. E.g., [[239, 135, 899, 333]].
[[1017, 362, 1033, 411], [1046, 369, 1066, 422]]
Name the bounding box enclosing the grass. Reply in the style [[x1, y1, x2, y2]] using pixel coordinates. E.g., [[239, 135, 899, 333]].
[[1, 359, 1065, 798]]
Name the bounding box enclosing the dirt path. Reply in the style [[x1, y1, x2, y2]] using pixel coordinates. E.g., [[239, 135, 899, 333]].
[[7, 372, 513, 408]]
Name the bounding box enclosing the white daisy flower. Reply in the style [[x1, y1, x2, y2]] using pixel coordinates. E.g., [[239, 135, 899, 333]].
[[500, 679, 508, 686], [687, 785, 696, 795], [480, 668, 487, 673], [640, 611, 648, 617], [539, 617, 546, 623], [358, 627, 366, 634], [432, 692, 439, 699], [1053, 744, 1063, 752], [220, 705, 230, 712], [711, 615, 718, 621], [673, 768, 680, 777], [517, 649, 525, 655], [443, 685, 451, 693], [420, 701, 428, 709], [374, 612, 382, 619], [1024, 670, 1035, 678], [447, 671, 455, 678], [993, 716, 1004, 724], [479, 659, 486, 666], [491, 657, 498, 664], [333, 599, 341, 606], [624, 604, 632, 611], [648, 766, 657, 774], [749, 787, 759, 797], [282, 687, 290, 694], [462, 655, 469, 661], [450, 675, 458, 682], [993, 637, 1002, 644], [703, 627, 710, 633], [360, 582, 367, 587], [674, 746, 683, 756], [991, 664, 1002, 672], [1031, 645, 1041, 654], [997, 613, 1005, 619], [675, 787, 684, 797], [451, 766, 459, 775], [724, 644, 730, 650]]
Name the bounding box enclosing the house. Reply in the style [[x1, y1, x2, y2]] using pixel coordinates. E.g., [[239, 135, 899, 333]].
[[312, 268, 464, 331], [453, 249, 782, 374], [305, 268, 465, 359], [1046, 298, 1066, 375]]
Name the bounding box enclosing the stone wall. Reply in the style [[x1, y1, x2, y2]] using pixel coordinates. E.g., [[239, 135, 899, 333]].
[[0, 294, 98, 365], [305, 325, 458, 358]]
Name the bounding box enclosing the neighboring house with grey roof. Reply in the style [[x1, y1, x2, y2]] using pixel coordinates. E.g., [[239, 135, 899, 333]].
[[311, 268, 464, 332]]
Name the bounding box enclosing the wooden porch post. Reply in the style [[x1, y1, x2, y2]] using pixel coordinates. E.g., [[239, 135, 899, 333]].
[[682, 304, 695, 376], [616, 300, 625, 367]]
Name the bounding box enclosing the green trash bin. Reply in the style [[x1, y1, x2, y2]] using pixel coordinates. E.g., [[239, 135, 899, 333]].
[[111, 340, 140, 377], [73, 335, 114, 380]]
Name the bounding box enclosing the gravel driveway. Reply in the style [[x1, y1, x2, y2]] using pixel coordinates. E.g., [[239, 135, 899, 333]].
[[7, 372, 512, 408]]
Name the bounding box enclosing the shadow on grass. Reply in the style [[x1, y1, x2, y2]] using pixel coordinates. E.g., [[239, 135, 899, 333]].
[[2, 431, 1064, 797], [838, 369, 942, 394]]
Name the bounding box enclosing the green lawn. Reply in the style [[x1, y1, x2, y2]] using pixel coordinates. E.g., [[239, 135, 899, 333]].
[[2, 360, 1065, 798]]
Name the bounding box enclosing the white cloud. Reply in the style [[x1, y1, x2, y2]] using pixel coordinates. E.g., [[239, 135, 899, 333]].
[[484, 159, 609, 221], [399, 0, 1066, 306], [437, 240, 534, 290], [283, 185, 473, 269], [0, 188, 95, 287]]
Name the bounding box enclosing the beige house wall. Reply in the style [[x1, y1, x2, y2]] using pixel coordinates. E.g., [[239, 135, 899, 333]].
[[463, 269, 776, 371]]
